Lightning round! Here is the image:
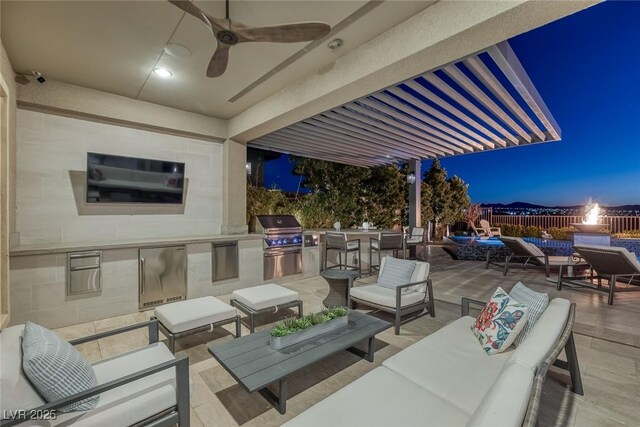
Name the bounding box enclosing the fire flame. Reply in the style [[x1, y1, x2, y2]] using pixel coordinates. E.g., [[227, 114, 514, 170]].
[[583, 199, 601, 225]]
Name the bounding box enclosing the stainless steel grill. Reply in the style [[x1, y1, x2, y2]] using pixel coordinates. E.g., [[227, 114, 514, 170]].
[[253, 215, 302, 280]]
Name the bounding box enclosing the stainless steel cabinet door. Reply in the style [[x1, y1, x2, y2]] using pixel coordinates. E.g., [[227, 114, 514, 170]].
[[139, 246, 187, 308]]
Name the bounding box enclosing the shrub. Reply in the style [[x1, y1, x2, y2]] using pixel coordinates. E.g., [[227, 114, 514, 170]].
[[613, 230, 640, 238]]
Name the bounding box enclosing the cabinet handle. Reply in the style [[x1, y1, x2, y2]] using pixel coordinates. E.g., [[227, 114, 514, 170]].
[[140, 257, 146, 295]]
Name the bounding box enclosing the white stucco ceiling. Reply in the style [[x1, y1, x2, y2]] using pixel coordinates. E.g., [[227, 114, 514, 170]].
[[1, 0, 435, 119]]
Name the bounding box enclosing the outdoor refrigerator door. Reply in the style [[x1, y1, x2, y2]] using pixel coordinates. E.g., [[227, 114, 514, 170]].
[[139, 246, 187, 308]]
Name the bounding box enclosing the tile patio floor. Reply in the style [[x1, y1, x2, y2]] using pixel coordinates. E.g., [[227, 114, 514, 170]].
[[53, 246, 640, 426]]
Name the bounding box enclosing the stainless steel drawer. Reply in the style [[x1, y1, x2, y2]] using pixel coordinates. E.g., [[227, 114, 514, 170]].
[[264, 248, 302, 280], [67, 251, 102, 296]]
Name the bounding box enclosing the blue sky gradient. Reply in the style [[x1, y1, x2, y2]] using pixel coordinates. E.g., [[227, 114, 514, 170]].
[[263, 1, 640, 206]]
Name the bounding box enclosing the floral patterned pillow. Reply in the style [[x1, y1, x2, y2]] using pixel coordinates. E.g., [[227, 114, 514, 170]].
[[472, 287, 529, 355]]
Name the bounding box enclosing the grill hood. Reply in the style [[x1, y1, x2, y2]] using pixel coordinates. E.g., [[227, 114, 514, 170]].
[[252, 215, 301, 234]]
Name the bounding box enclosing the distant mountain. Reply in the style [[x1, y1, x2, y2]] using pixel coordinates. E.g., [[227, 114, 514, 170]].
[[481, 202, 640, 210]]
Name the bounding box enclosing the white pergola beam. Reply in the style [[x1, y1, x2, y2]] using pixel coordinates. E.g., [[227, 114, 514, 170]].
[[442, 64, 532, 143], [487, 42, 561, 140]]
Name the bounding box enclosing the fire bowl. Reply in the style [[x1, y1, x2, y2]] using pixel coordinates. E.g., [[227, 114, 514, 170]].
[[570, 223, 609, 233]]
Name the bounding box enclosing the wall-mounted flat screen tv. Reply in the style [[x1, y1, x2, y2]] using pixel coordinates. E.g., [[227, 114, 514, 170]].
[[86, 153, 185, 204]]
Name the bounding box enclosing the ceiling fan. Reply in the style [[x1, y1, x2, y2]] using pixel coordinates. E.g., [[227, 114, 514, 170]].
[[168, 0, 331, 77]]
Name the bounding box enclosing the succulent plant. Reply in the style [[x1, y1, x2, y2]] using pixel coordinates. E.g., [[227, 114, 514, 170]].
[[269, 306, 349, 337]]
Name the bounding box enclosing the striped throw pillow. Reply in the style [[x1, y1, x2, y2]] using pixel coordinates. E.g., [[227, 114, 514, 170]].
[[509, 282, 549, 346], [21, 322, 99, 412], [378, 257, 416, 293]]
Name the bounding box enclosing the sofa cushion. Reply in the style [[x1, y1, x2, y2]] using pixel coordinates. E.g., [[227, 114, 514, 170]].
[[21, 322, 99, 412], [472, 287, 529, 355], [466, 362, 534, 427], [52, 343, 187, 427], [512, 298, 571, 371], [350, 284, 425, 309], [0, 325, 46, 413], [378, 257, 416, 293], [232, 283, 299, 311], [383, 316, 514, 416], [154, 296, 237, 333], [283, 367, 470, 427], [509, 282, 549, 346]]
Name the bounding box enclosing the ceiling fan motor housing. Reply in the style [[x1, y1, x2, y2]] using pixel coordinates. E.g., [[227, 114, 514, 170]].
[[217, 30, 239, 45]]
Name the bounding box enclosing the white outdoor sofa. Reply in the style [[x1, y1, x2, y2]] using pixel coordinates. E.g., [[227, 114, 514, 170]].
[[285, 295, 583, 427], [0, 319, 190, 427]]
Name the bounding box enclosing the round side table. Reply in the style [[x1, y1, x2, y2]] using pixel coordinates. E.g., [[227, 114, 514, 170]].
[[320, 269, 360, 308]]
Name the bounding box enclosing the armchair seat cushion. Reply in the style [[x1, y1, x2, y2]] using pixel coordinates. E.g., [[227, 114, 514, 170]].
[[350, 284, 424, 309], [282, 367, 469, 427], [53, 343, 191, 427]]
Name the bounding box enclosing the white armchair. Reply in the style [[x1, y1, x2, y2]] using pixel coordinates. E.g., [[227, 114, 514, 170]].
[[350, 256, 435, 334], [0, 320, 190, 427]]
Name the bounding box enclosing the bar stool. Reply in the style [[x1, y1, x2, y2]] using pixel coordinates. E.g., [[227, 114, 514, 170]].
[[369, 232, 404, 272], [406, 227, 426, 260], [324, 232, 361, 273]]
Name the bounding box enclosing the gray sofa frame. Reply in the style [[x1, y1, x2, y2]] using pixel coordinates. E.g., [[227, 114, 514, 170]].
[[350, 278, 435, 335], [0, 319, 190, 427], [461, 297, 583, 427], [230, 299, 303, 333], [152, 314, 242, 353]]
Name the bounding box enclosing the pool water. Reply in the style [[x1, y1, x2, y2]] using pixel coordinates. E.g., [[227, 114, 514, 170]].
[[443, 235, 640, 262]]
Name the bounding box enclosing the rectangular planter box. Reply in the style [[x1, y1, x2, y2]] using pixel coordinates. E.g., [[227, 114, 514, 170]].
[[270, 315, 348, 350]]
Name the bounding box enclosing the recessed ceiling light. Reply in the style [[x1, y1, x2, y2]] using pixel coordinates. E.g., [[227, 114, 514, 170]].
[[164, 43, 191, 58], [153, 67, 173, 78]]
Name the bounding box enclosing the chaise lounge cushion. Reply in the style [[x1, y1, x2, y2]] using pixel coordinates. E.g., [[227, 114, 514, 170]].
[[232, 283, 299, 311], [350, 285, 425, 309], [52, 342, 189, 427], [466, 362, 534, 427], [154, 296, 237, 333], [282, 367, 469, 427], [512, 298, 571, 371], [382, 316, 515, 416], [22, 322, 99, 412]]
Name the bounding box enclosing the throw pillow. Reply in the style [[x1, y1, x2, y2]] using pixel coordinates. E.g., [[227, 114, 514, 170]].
[[378, 257, 416, 293], [509, 282, 549, 346], [22, 322, 100, 412], [472, 287, 529, 355]]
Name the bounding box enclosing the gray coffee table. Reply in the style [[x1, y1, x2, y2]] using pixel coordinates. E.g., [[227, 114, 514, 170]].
[[208, 311, 390, 414]]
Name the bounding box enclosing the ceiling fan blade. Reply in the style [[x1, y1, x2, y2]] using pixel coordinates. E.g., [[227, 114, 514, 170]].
[[235, 22, 331, 43], [168, 0, 215, 33], [15, 74, 30, 85], [207, 43, 231, 77]]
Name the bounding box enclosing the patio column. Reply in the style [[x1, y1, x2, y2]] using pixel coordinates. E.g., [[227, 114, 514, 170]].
[[222, 138, 248, 234], [408, 159, 421, 257]]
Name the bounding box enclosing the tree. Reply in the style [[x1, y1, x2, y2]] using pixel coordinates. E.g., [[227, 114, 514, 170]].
[[445, 175, 471, 226], [422, 159, 451, 224], [422, 160, 470, 238]]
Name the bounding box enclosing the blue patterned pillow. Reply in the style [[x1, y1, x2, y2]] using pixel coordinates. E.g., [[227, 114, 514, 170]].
[[21, 322, 99, 412], [378, 257, 416, 293], [471, 287, 530, 355], [509, 282, 549, 346]]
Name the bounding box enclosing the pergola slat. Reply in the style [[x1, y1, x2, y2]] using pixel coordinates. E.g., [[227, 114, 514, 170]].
[[250, 41, 560, 166]]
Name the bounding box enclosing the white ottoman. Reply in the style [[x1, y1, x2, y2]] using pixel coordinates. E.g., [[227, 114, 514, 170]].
[[231, 284, 303, 333], [153, 296, 240, 353]]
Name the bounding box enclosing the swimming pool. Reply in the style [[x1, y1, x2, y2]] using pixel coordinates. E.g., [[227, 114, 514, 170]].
[[443, 236, 640, 262]]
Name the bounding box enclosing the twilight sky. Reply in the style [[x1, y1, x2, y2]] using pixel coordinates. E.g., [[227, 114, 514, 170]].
[[263, 1, 640, 206]]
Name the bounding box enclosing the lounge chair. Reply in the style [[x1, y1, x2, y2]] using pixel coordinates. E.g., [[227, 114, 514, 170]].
[[492, 236, 585, 279], [480, 219, 502, 237], [350, 256, 434, 334], [571, 244, 640, 305]]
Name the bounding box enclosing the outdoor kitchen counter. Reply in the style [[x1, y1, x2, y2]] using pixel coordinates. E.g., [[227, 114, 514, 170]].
[[10, 233, 265, 256], [303, 229, 399, 236]]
